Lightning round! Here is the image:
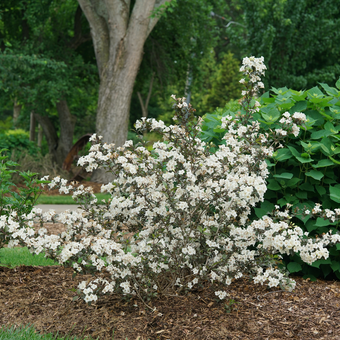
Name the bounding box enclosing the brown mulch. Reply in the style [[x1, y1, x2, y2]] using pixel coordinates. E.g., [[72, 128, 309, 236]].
[[0, 265, 340, 339]]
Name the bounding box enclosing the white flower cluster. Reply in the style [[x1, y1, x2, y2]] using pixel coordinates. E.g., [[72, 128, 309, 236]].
[[1, 57, 339, 305], [239, 56, 266, 97]]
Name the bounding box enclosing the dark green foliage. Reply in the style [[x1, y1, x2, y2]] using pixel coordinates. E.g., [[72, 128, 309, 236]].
[[200, 79, 340, 280], [0, 129, 40, 156], [192, 52, 243, 115], [239, 0, 340, 90]]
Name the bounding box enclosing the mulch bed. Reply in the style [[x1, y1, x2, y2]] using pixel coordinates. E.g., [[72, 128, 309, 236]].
[[0, 265, 340, 340]]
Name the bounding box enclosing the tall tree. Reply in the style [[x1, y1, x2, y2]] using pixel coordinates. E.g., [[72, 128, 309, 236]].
[[77, 0, 177, 182], [0, 0, 98, 166], [239, 0, 340, 90]]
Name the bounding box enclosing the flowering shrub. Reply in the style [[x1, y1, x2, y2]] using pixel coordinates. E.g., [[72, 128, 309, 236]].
[[1, 57, 340, 307]]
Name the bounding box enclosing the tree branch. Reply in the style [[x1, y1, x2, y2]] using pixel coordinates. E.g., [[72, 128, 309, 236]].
[[68, 5, 92, 50], [147, 0, 174, 37], [77, 0, 110, 77], [137, 71, 155, 118]]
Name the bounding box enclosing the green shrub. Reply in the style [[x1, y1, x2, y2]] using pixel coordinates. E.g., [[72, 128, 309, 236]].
[[0, 129, 40, 156], [9, 151, 69, 183], [200, 79, 340, 281], [0, 149, 47, 249]]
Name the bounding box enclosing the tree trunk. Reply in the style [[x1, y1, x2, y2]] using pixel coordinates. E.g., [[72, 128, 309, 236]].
[[37, 124, 43, 148], [77, 0, 171, 183], [13, 99, 21, 125], [29, 112, 36, 141], [33, 113, 59, 163], [34, 100, 76, 167], [137, 71, 155, 119], [55, 99, 77, 165], [91, 59, 142, 183]]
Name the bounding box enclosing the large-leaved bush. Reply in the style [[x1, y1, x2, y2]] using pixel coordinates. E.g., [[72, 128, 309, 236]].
[[201, 79, 340, 280]]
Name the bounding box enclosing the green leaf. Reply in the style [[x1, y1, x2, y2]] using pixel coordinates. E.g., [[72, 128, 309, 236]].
[[286, 178, 302, 187], [329, 185, 340, 203], [295, 191, 307, 199], [305, 170, 324, 181], [302, 274, 317, 281], [287, 262, 302, 273], [310, 258, 332, 268], [272, 148, 292, 162], [287, 146, 313, 163], [299, 183, 314, 192], [277, 198, 288, 207], [315, 185, 326, 196], [336, 244, 340, 251], [310, 130, 332, 139], [329, 156, 340, 165], [307, 86, 325, 98], [312, 159, 334, 168], [267, 179, 281, 190], [330, 262, 340, 272], [319, 82, 339, 97], [273, 172, 293, 180], [289, 101, 308, 114], [315, 217, 330, 227], [336, 78, 340, 90], [306, 220, 318, 232]]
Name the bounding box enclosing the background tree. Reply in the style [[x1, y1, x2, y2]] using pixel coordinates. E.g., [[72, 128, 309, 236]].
[[129, 0, 242, 128], [78, 0, 239, 182], [238, 0, 340, 90], [0, 0, 98, 166]]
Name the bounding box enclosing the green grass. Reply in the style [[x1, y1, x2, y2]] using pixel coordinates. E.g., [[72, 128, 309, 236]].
[[0, 247, 59, 268], [0, 324, 103, 340], [35, 193, 111, 205]]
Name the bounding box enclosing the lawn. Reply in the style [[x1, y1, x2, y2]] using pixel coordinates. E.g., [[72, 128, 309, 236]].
[[35, 193, 111, 205]]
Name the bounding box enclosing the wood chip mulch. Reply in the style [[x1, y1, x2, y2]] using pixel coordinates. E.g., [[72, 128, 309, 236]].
[[0, 264, 340, 340]]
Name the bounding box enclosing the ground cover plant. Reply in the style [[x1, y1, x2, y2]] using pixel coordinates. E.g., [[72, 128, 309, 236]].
[[1, 56, 340, 339]]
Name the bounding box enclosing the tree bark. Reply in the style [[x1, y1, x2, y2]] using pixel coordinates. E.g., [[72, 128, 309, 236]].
[[33, 113, 59, 163], [55, 99, 77, 165], [37, 124, 43, 148], [77, 0, 172, 183], [29, 112, 36, 141], [13, 99, 21, 125], [34, 100, 76, 167]]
